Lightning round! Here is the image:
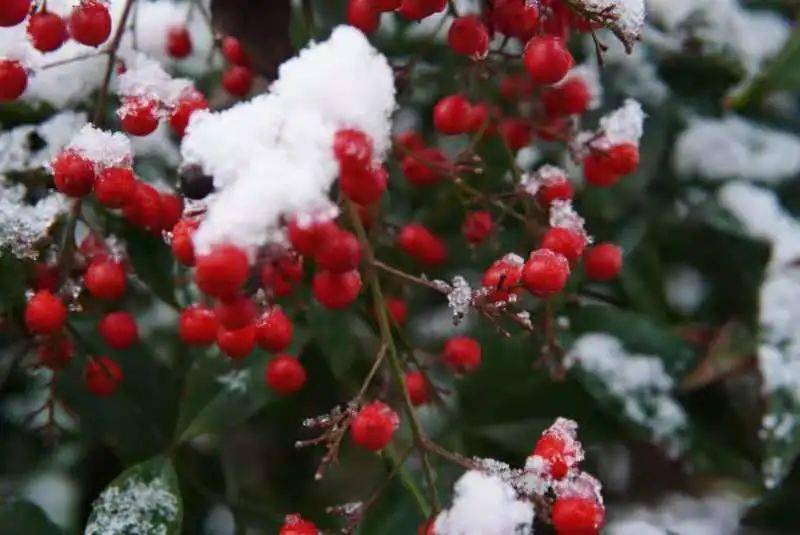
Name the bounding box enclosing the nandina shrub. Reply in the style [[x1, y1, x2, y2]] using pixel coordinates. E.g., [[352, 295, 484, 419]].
[[0, 0, 799, 533]]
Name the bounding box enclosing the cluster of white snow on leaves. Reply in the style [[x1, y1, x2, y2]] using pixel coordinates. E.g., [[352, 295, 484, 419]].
[[85, 476, 179, 535]]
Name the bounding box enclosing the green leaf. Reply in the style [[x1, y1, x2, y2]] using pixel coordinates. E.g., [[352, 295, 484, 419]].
[[122, 227, 178, 307], [0, 498, 63, 534], [306, 303, 368, 379], [85, 456, 182, 535], [0, 253, 27, 315]]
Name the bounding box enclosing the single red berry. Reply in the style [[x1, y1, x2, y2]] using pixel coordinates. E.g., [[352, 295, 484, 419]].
[[394, 130, 425, 152], [312, 269, 362, 309], [122, 181, 163, 232], [27, 11, 68, 52], [168, 90, 208, 137], [582, 152, 620, 187], [222, 65, 253, 97], [69, 0, 111, 47], [385, 296, 408, 326], [499, 73, 534, 101], [498, 118, 532, 150], [522, 248, 570, 298], [79, 232, 109, 262], [347, 0, 380, 34], [492, 0, 539, 41], [373, 0, 402, 11], [401, 148, 449, 186], [584, 243, 622, 281], [540, 227, 587, 264], [532, 433, 569, 479], [84, 259, 126, 300], [52, 151, 96, 197], [541, 78, 590, 116], [171, 219, 198, 266], [265, 354, 306, 395], [94, 167, 136, 208], [84, 356, 123, 396], [178, 305, 218, 346], [166, 25, 192, 58], [481, 256, 523, 302], [442, 336, 481, 373], [537, 177, 574, 207], [333, 129, 373, 172], [98, 311, 138, 350], [287, 217, 337, 256], [541, 1, 572, 40], [32, 263, 59, 292], [523, 35, 573, 85], [255, 307, 293, 352], [551, 498, 605, 535], [194, 244, 250, 299], [462, 210, 493, 245], [396, 223, 447, 266], [215, 295, 256, 330], [417, 519, 436, 535], [448, 15, 489, 58], [467, 102, 490, 133], [314, 228, 361, 273], [0, 60, 27, 101], [279, 514, 318, 535], [118, 97, 160, 136], [0, 0, 30, 27], [350, 401, 399, 451], [159, 192, 184, 231], [607, 142, 639, 175], [221, 36, 250, 66], [340, 164, 387, 206], [37, 336, 74, 370], [405, 371, 429, 406], [261, 255, 303, 297], [537, 115, 569, 141], [217, 323, 256, 359], [25, 290, 66, 335], [433, 94, 473, 135], [398, 0, 446, 20]]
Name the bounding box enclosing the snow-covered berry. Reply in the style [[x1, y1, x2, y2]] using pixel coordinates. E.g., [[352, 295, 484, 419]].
[[52, 151, 96, 197], [119, 97, 160, 136], [481, 255, 523, 302], [333, 128, 373, 172], [278, 514, 318, 535]]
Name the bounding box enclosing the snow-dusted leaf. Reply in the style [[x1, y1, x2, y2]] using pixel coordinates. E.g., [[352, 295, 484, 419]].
[[731, 23, 800, 108], [85, 456, 181, 535], [0, 498, 63, 534]]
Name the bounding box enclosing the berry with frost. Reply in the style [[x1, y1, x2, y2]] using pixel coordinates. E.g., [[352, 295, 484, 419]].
[[84, 259, 127, 301], [608, 142, 640, 175], [217, 323, 256, 359], [69, 0, 111, 47], [523, 36, 573, 86], [522, 248, 570, 298], [25, 291, 67, 335], [94, 167, 136, 209], [27, 11, 68, 52], [178, 305, 218, 346], [84, 356, 123, 397], [312, 269, 362, 309], [119, 97, 160, 137], [583, 152, 620, 187], [279, 514, 318, 535], [350, 401, 399, 451], [0, 60, 27, 101], [168, 91, 208, 137], [334, 129, 373, 172], [532, 433, 570, 479], [52, 151, 96, 198], [166, 25, 192, 58], [442, 336, 481, 373], [256, 308, 293, 352], [537, 177, 574, 208], [482, 256, 523, 302], [540, 227, 587, 264], [98, 311, 138, 350], [266, 354, 307, 395], [583, 243, 622, 281], [194, 245, 250, 299]]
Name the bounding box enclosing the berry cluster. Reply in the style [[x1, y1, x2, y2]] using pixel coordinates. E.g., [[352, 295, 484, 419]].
[[220, 35, 254, 97]]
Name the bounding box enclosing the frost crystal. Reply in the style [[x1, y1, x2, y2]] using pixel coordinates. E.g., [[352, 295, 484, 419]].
[[182, 26, 396, 256], [0, 112, 87, 174], [598, 98, 645, 146], [117, 54, 195, 107], [549, 199, 590, 240], [674, 116, 800, 184], [433, 471, 534, 535], [216, 369, 250, 394], [561, 63, 602, 109], [65, 125, 133, 171], [446, 276, 473, 323], [569, 0, 645, 52], [520, 164, 568, 197], [0, 179, 68, 259], [85, 476, 179, 535]]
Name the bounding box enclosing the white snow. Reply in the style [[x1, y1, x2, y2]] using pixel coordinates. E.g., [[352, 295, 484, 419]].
[[564, 63, 603, 110], [0, 178, 68, 260], [64, 125, 133, 171], [549, 199, 590, 240], [520, 165, 568, 197], [116, 54, 195, 107], [665, 265, 708, 315], [0, 111, 87, 174], [598, 98, 646, 146], [182, 26, 396, 257], [85, 476, 179, 535], [571, 0, 645, 52]]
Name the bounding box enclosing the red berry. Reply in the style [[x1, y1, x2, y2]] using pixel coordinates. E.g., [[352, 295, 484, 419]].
[[405, 371, 429, 406], [401, 148, 449, 186], [433, 94, 472, 135], [166, 25, 192, 58], [279, 514, 318, 535], [222, 65, 253, 97], [540, 227, 587, 264], [52, 151, 96, 197], [607, 142, 639, 175], [0, 0, 30, 27], [340, 164, 387, 206], [584, 243, 622, 281], [418, 520, 436, 535], [350, 401, 399, 451], [481, 256, 523, 302], [551, 498, 605, 535], [159, 192, 184, 231], [396, 224, 447, 266], [462, 210, 493, 245], [27, 11, 67, 52], [122, 181, 163, 231], [499, 73, 534, 101], [523, 35, 573, 85], [119, 97, 160, 136], [532, 434, 569, 479], [171, 219, 198, 266], [217, 323, 256, 359], [386, 296, 408, 326], [442, 336, 481, 373], [178, 305, 218, 346], [94, 167, 135, 208], [265, 354, 306, 395], [98, 311, 138, 350], [498, 118, 532, 150], [25, 290, 66, 335], [287, 218, 336, 256], [312, 269, 362, 309], [85, 356, 123, 396], [537, 115, 568, 141], [394, 130, 425, 152], [215, 295, 256, 330], [537, 177, 574, 207], [347, 0, 380, 34], [398, 0, 446, 20], [541, 78, 590, 116], [333, 129, 373, 172], [492, 0, 539, 40], [261, 255, 303, 297], [69, 0, 111, 47], [467, 102, 490, 133], [32, 263, 59, 292], [194, 245, 250, 299], [373, 0, 402, 11], [221, 36, 250, 66], [0, 60, 27, 101], [37, 336, 74, 370], [84, 259, 126, 300], [522, 248, 570, 298], [79, 232, 109, 262], [448, 15, 489, 58], [168, 91, 208, 137], [255, 307, 294, 352], [582, 152, 619, 187], [314, 229, 361, 273]]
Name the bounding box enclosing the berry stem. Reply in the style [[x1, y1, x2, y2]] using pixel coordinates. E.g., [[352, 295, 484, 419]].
[[93, 0, 137, 126]]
